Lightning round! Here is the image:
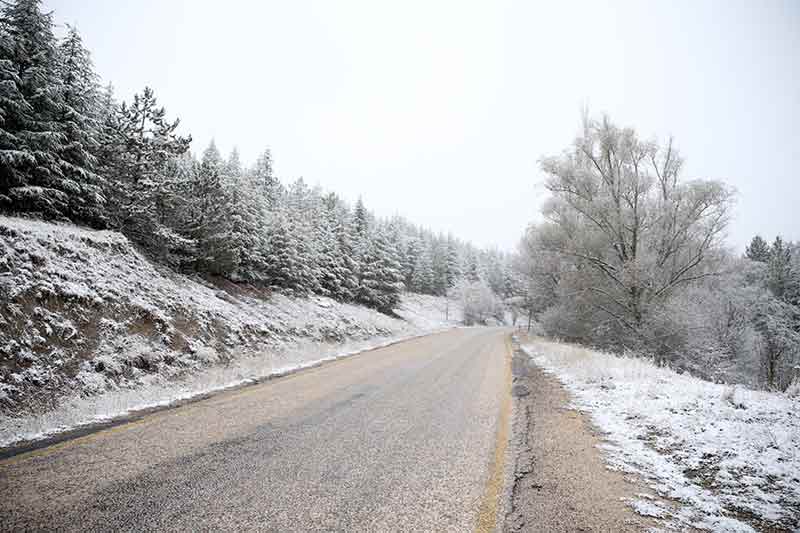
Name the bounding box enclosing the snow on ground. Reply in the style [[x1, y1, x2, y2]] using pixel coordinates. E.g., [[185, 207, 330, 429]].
[[0, 329, 444, 448], [0, 216, 461, 447], [522, 338, 800, 532]]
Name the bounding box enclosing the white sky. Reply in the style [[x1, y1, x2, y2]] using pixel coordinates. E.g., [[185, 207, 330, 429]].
[[47, 0, 799, 251]]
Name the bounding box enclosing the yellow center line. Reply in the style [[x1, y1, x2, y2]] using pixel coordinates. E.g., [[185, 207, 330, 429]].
[[475, 333, 513, 533]]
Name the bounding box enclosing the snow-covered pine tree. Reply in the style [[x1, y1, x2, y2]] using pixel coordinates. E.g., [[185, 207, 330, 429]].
[[253, 148, 281, 211], [155, 151, 199, 265], [357, 225, 404, 313], [411, 241, 435, 294], [286, 178, 322, 294], [55, 24, 105, 227], [352, 197, 369, 244], [401, 235, 421, 289], [265, 210, 308, 294], [313, 192, 360, 300], [328, 194, 360, 301], [0, 0, 96, 222], [101, 86, 191, 252], [314, 200, 342, 298], [746, 235, 771, 263], [444, 236, 462, 291], [190, 140, 238, 275], [349, 196, 371, 292], [93, 82, 117, 175], [224, 148, 269, 282], [436, 237, 463, 296], [768, 237, 794, 302], [463, 248, 484, 282]]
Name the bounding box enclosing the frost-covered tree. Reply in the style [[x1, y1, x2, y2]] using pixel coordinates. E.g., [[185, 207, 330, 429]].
[[357, 226, 404, 313], [54, 24, 106, 226], [331, 196, 360, 301], [316, 193, 357, 300], [352, 197, 369, 243], [189, 141, 239, 274], [223, 148, 269, 281], [265, 212, 304, 292], [0, 0, 103, 224], [453, 278, 504, 325], [534, 114, 734, 354], [745, 235, 771, 263], [411, 242, 435, 294], [753, 295, 800, 389], [253, 147, 281, 210], [285, 178, 322, 294], [463, 249, 484, 282], [443, 237, 462, 291], [401, 235, 421, 289], [767, 237, 795, 302], [513, 226, 563, 332], [101, 86, 191, 251]]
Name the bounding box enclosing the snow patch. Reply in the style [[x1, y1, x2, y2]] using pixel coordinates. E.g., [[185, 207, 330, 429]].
[[523, 338, 800, 532]]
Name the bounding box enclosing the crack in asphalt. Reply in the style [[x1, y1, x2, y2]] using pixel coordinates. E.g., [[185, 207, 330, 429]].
[[503, 339, 538, 532]]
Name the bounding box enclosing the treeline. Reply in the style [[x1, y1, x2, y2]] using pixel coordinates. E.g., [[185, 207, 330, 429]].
[[513, 114, 800, 391], [0, 0, 516, 315]]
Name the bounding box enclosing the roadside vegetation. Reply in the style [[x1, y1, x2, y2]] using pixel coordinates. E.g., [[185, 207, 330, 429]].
[[511, 115, 799, 530], [513, 114, 800, 393]]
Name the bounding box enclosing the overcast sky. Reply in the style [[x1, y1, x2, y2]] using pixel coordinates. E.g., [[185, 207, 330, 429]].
[[46, 0, 798, 251]]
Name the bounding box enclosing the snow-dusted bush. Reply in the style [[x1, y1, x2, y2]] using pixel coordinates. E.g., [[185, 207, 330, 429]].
[[451, 279, 505, 325]]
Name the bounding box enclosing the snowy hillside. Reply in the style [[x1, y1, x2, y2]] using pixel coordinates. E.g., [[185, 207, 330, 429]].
[[0, 216, 461, 446], [523, 338, 800, 532]]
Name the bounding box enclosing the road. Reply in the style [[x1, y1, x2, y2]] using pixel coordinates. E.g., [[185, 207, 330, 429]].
[[0, 328, 511, 532]]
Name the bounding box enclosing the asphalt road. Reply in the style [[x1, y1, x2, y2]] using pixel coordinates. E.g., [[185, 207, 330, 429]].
[[0, 328, 511, 532]]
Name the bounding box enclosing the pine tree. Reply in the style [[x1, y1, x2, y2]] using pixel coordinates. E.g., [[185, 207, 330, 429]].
[[444, 237, 462, 290], [329, 195, 360, 301], [314, 193, 356, 300], [190, 140, 238, 274], [155, 151, 199, 265], [768, 237, 794, 302], [401, 236, 421, 289], [223, 148, 268, 281], [352, 197, 369, 242], [349, 197, 370, 291], [286, 178, 321, 294], [746, 235, 771, 263], [464, 248, 483, 282], [253, 148, 281, 210], [55, 24, 105, 226], [411, 242, 435, 294], [0, 0, 94, 222], [315, 206, 342, 298], [265, 211, 313, 294], [358, 226, 404, 313], [101, 86, 191, 250]]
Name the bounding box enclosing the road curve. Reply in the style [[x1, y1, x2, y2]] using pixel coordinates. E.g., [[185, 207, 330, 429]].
[[0, 328, 511, 532]]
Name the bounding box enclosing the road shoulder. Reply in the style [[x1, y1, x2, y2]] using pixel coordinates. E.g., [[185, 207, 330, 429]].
[[502, 336, 661, 532]]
